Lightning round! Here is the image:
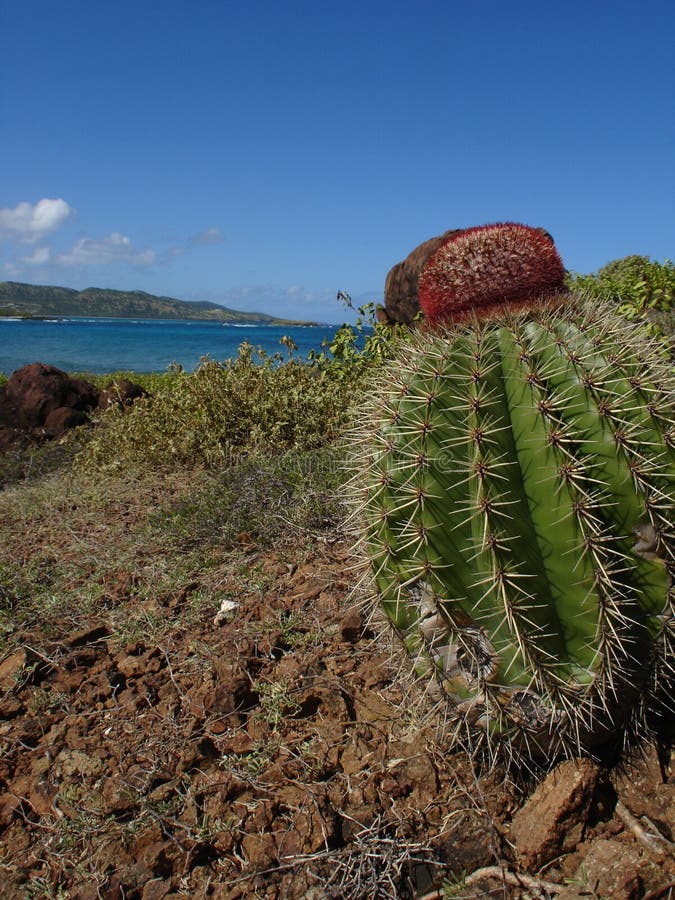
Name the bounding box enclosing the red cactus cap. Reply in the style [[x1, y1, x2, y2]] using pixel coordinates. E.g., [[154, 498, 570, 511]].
[[418, 223, 566, 325]]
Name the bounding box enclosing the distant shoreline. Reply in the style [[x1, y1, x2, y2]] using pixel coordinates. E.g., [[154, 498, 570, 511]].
[[0, 280, 320, 326], [0, 313, 323, 326]]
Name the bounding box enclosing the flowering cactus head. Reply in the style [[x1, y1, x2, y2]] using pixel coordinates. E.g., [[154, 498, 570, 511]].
[[418, 223, 567, 325]]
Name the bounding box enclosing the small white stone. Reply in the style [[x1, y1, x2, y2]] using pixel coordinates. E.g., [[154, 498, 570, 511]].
[[213, 598, 239, 626]]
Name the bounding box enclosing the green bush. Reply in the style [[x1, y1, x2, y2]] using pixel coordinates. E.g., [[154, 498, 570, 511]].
[[308, 295, 409, 377], [568, 255, 674, 337], [76, 342, 366, 472], [75, 300, 409, 474]]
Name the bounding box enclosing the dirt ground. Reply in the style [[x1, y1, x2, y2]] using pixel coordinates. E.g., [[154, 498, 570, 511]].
[[1, 528, 674, 899]]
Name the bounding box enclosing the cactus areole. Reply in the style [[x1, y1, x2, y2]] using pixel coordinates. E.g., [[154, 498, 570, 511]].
[[358, 289, 674, 762]]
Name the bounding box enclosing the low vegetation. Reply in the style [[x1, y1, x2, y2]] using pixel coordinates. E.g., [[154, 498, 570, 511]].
[[0, 298, 398, 653], [75, 300, 401, 473], [568, 254, 674, 337], [76, 347, 358, 472], [1, 258, 670, 644]]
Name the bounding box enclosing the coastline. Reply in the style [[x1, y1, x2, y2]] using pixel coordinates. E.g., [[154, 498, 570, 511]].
[[0, 312, 322, 327]]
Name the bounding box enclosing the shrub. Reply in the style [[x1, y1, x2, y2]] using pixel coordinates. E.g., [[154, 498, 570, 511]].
[[76, 342, 365, 472], [307, 294, 409, 377], [568, 255, 674, 337]]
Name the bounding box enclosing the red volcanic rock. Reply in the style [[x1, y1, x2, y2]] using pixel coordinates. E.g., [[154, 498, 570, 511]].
[[418, 223, 566, 325], [43, 406, 89, 436], [6, 363, 99, 427], [0, 363, 102, 450], [0, 365, 148, 453], [510, 758, 600, 869], [97, 378, 147, 411]]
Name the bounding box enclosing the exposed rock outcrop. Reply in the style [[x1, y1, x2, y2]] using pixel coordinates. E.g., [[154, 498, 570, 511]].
[[97, 378, 148, 411], [0, 363, 145, 453], [5, 363, 99, 428]]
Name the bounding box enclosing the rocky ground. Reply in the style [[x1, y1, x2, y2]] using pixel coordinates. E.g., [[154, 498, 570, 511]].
[[0, 463, 673, 899]]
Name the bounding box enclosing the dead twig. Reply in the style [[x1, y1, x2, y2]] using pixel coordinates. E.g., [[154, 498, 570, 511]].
[[615, 799, 675, 858], [418, 864, 562, 899], [643, 881, 675, 900], [162, 647, 188, 700]]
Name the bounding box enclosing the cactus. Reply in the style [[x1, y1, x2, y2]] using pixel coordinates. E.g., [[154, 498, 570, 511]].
[[418, 222, 567, 325], [356, 274, 674, 765]]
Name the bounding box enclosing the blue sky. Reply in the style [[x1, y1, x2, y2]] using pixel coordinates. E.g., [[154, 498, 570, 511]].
[[1, 0, 673, 323]]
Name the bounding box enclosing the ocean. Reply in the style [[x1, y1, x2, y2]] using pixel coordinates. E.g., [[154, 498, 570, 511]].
[[0, 316, 344, 376]]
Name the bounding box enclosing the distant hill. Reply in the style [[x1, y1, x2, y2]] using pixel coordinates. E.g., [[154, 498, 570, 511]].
[[0, 281, 313, 325]]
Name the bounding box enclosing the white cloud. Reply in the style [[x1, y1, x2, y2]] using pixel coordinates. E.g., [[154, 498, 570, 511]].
[[0, 198, 73, 243], [209, 285, 378, 322], [21, 246, 51, 265], [189, 227, 224, 246], [56, 232, 156, 267], [161, 227, 225, 262], [185, 284, 348, 321]]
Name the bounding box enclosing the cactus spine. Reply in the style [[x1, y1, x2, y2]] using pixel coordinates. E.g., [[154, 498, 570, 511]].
[[357, 297, 674, 763]]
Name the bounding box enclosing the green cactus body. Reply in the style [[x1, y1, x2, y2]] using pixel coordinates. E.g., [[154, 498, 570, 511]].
[[359, 301, 674, 760]]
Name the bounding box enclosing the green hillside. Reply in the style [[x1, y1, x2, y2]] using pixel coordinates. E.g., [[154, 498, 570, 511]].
[[0, 282, 313, 325]]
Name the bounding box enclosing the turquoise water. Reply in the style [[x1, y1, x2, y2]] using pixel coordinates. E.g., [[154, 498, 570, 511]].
[[0, 317, 344, 375]]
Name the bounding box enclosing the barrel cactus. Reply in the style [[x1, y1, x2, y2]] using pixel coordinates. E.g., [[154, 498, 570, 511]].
[[355, 225, 674, 766]]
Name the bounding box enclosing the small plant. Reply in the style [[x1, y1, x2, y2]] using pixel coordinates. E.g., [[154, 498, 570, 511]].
[[441, 871, 469, 897], [251, 677, 301, 729], [564, 862, 608, 899], [308, 291, 408, 376], [277, 609, 321, 648], [220, 737, 282, 777], [24, 879, 69, 900], [28, 687, 70, 715]]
